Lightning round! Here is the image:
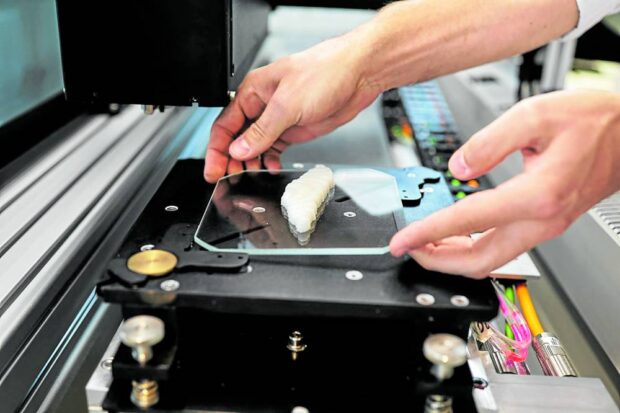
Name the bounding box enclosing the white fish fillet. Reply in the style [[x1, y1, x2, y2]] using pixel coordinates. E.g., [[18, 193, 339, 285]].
[[281, 165, 335, 243]]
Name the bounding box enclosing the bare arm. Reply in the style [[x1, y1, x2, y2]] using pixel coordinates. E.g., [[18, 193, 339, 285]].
[[358, 0, 579, 90], [204, 0, 578, 183]]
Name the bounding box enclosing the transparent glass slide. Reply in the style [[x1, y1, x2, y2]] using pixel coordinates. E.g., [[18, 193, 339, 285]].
[[194, 168, 405, 255]]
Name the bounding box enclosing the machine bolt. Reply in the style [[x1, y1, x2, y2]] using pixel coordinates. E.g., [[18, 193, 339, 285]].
[[423, 334, 467, 381], [450, 295, 470, 307], [140, 244, 155, 251], [131, 379, 160, 409], [345, 270, 363, 281], [287, 331, 307, 361], [120, 315, 165, 366], [160, 279, 180, 292], [416, 293, 436, 306], [424, 394, 453, 413]]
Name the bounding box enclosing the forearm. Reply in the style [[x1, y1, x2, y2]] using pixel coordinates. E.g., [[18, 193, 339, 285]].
[[354, 0, 579, 90]]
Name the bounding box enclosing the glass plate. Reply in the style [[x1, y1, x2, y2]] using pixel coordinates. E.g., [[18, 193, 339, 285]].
[[194, 168, 405, 255]]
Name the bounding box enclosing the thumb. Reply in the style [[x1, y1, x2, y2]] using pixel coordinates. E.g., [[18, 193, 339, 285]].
[[449, 101, 539, 180], [229, 93, 298, 161]]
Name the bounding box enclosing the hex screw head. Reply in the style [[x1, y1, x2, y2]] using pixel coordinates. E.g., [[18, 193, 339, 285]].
[[345, 270, 363, 281], [416, 293, 436, 306], [160, 279, 180, 292]]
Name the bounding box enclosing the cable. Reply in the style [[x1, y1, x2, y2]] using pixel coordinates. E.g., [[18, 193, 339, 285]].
[[516, 283, 544, 337], [504, 285, 516, 339]]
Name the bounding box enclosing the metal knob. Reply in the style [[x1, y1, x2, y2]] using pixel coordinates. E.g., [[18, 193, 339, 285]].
[[423, 334, 467, 381], [120, 315, 165, 366]]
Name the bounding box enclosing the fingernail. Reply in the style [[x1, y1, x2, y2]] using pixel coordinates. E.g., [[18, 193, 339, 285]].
[[230, 138, 250, 158], [450, 151, 470, 177]]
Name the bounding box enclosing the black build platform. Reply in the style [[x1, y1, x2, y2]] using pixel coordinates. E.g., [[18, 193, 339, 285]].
[[98, 160, 497, 412]]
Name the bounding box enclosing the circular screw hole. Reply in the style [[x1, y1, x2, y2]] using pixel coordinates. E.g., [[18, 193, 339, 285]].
[[344, 211, 356, 218], [252, 206, 266, 213], [140, 244, 155, 252], [345, 270, 363, 281], [416, 293, 435, 306], [100, 357, 114, 370], [165, 205, 179, 212], [160, 279, 180, 292], [450, 295, 470, 307], [473, 377, 489, 390]]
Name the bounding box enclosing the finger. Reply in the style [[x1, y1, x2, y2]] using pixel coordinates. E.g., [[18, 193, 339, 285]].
[[389, 174, 540, 256], [449, 101, 545, 180], [229, 89, 299, 161], [244, 157, 262, 171], [227, 159, 244, 176], [263, 149, 282, 171], [204, 79, 273, 182], [410, 220, 545, 278]]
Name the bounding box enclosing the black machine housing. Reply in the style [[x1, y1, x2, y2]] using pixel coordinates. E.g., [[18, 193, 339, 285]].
[[98, 160, 497, 412], [55, 0, 271, 108]]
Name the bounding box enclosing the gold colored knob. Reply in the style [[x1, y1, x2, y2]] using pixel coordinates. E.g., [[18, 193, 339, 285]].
[[127, 249, 177, 277]]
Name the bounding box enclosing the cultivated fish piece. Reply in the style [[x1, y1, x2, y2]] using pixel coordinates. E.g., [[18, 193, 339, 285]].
[[281, 165, 335, 244]]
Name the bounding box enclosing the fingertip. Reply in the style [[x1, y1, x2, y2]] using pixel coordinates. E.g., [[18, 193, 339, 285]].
[[448, 150, 472, 180], [389, 237, 407, 257], [229, 138, 251, 160]]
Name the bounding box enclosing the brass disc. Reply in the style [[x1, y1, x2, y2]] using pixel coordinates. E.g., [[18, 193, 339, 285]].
[[127, 249, 178, 277]]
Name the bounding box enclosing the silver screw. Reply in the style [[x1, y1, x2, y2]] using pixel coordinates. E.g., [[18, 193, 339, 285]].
[[345, 270, 363, 281], [100, 357, 113, 370], [252, 206, 266, 213], [160, 279, 180, 292], [292, 163, 304, 169], [416, 293, 436, 306], [287, 331, 307, 361], [420, 187, 435, 193], [140, 244, 155, 252], [450, 295, 470, 307], [165, 205, 179, 212], [120, 316, 165, 366], [423, 334, 467, 381], [344, 211, 356, 218]]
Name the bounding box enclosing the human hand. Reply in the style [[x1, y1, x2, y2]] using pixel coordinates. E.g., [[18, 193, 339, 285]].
[[204, 31, 381, 183], [389, 90, 620, 278]]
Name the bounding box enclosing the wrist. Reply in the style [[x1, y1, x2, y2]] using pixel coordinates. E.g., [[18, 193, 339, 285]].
[[353, 1, 427, 92]]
